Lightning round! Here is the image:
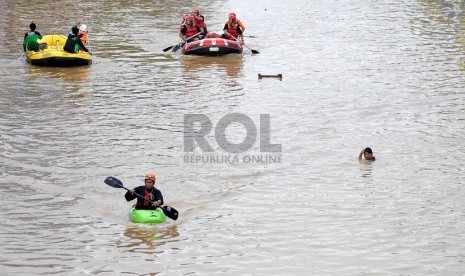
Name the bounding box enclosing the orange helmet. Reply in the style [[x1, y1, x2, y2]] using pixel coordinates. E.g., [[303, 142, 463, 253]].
[[145, 172, 156, 181]]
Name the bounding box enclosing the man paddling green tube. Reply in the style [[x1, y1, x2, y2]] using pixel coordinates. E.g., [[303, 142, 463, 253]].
[[104, 176, 179, 220], [124, 172, 163, 210]]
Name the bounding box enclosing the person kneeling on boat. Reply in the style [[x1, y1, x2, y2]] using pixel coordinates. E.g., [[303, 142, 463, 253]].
[[124, 172, 164, 210], [222, 13, 244, 44], [64, 25, 90, 54], [224, 12, 245, 33], [23, 22, 44, 52], [180, 15, 202, 43]]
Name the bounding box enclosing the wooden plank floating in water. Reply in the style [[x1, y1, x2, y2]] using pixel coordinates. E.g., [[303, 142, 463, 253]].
[[258, 74, 282, 80]]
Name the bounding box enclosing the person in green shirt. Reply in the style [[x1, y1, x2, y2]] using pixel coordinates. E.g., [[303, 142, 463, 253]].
[[63, 25, 89, 54], [23, 22, 42, 51]]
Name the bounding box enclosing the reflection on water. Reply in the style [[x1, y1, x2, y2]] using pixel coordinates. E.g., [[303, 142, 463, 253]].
[[180, 55, 245, 79], [25, 65, 91, 84], [121, 224, 180, 253], [359, 161, 374, 178]]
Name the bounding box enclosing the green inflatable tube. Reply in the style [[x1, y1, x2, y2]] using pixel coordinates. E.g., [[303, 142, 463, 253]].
[[129, 205, 167, 224]]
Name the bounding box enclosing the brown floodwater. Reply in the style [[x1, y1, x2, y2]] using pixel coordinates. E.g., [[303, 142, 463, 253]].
[[1, 0, 465, 275]]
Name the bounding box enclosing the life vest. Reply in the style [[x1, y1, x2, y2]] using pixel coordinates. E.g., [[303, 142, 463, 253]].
[[139, 189, 155, 208], [195, 17, 206, 30], [135, 187, 163, 210], [183, 23, 200, 38], [226, 23, 240, 39], [224, 19, 245, 32], [78, 30, 88, 45], [23, 31, 39, 51], [63, 34, 81, 53]]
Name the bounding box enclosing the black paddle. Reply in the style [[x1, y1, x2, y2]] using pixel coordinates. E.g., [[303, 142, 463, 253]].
[[162, 45, 175, 52], [163, 32, 202, 52], [104, 176, 179, 220], [244, 44, 260, 54], [234, 37, 259, 54]]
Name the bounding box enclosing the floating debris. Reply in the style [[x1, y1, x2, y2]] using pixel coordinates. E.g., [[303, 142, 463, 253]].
[[258, 74, 282, 80]]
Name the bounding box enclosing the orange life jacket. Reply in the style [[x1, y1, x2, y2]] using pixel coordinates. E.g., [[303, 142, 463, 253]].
[[78, 30, 88, 45]]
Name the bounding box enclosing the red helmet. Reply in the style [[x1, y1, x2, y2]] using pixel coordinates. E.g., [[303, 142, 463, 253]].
[[185, 14, 194, 23], [192, 7, 200, 14], [228, 12, 237, 22]]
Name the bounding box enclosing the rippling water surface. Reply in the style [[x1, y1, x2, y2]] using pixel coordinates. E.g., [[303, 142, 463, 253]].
[[1, 0, 465, 275]]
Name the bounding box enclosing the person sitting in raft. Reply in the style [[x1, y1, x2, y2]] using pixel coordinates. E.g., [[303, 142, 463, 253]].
[[125, 172, 164, 210], [222, 13, 244, 44], [179, 15, 201, 43], [191, 7, 208, 37], [77, 23, 88, 45], [171, 14, 191, 52], [358, 147, 376, 161], [177, 14, 190, 38], [23, 22, 43, 52], [224, 12, 245, 33], [64, 25, 90, 54], [179, 14, 187, 29]]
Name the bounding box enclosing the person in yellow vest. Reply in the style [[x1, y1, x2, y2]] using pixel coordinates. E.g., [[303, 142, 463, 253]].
[[222, 13, 244, 44], [224, 12, 245, 32]]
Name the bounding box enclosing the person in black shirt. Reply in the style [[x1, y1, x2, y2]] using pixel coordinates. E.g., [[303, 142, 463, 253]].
[[64, 25, 89, 54], [124, 172, 163, 210], [358, 147, 376, 161]]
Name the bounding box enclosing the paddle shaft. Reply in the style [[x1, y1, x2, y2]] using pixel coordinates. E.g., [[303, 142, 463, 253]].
[[183, 32, 201, 42], [242, 43, 254, 52], [165, 32, 202, 52], [234, 36, 259, 54], [242, 43, 259, 54], [119, 185, 160, 206], [102, 177, 158, 205]]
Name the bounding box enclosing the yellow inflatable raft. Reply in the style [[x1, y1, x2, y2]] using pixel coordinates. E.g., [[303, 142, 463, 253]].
[[26, 34, 92, 66]]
